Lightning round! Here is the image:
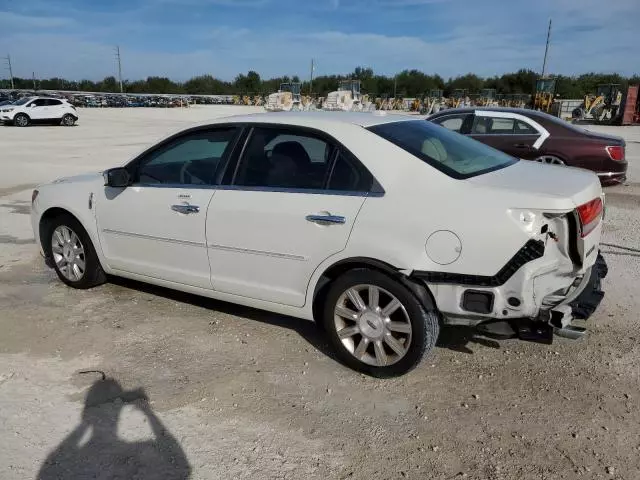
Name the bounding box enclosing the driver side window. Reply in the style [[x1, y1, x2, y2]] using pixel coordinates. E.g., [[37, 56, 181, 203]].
[[136, 128, 237, 186]]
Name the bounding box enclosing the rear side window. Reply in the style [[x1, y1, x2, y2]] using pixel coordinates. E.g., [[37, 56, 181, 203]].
[[369, 120, 517, 179], [515, 120, 538, 134], [327, 150, 373, 192], [234, 128, 332, 189], [46, 99, 63, 106]]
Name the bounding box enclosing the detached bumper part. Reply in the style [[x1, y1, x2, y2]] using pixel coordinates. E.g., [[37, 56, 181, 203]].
[[543, 252, 607, 341]]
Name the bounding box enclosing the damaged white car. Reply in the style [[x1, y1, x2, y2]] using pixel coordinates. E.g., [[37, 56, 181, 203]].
[[30, 112, 606, 377]]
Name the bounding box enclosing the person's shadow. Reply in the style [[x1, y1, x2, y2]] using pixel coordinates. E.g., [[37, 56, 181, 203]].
[[37, 373, 191, 480]]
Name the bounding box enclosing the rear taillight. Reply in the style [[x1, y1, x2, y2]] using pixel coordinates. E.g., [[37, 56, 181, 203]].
[[576, 197, 603, 237], [606, 145, 624, 161], [31, 189, 39, 204]]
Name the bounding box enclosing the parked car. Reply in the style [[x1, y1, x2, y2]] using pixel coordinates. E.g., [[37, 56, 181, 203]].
[[0, 96, 78, 127], [31, 112, 606, 377], [428, 107, 627, 184]]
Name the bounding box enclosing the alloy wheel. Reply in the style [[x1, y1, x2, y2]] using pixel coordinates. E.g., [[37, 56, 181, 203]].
[[51, 225, 86, 282], [15, 115, 28, 127], [333, 284, 412, 367]]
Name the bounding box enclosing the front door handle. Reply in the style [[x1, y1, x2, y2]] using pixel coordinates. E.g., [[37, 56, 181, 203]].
[[306, 214, 346, 225], [171, 204, 200, 214]]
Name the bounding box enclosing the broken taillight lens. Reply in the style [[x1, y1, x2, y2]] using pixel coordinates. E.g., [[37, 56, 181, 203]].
[[605, 145, 624, 161], [576, 197, 603, 237]]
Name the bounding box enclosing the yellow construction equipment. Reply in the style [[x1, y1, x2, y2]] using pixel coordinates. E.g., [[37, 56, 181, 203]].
[[572, 84, 624, 122], [533, 78, 556, 112]]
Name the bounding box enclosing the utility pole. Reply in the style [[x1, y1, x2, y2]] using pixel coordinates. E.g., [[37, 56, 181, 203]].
[[541, 18, 552, 77], [393, 75, 397, 98], [32, 72, 37, 91], [115, 45, 123, 93], [3, 54, 14, 89], [309, 58, 314, 95]]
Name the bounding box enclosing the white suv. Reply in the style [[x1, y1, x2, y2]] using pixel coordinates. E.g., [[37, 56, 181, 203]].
[[1, 96, 78, 127], [30, 112, 607, 377]]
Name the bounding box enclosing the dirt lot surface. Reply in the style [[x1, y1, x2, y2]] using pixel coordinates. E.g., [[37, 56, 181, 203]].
[[1, 107, 640, 480]]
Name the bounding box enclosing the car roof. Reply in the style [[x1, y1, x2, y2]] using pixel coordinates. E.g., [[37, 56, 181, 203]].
[[430, 107, 548, 118], [206, 111, 418, 128]]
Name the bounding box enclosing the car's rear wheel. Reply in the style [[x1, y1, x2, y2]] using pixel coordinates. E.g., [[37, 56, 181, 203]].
[[323, 269, 439, 377], [61, 114, 76, 126], [535, 155, 565, 165], [14, 113, 29, 127], [47, 214, 106, 289]]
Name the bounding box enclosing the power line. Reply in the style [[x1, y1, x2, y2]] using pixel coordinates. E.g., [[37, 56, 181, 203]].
[[115, 46, 123, 93], [3, 54, 14, 89]]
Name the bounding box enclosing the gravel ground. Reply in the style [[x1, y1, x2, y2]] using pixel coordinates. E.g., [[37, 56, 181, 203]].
[[1, 107, 639, 480]]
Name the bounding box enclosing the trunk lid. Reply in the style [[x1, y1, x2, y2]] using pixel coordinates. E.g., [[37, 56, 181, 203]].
[[468, 160, 602, 210], [583, 130, 625, 146]]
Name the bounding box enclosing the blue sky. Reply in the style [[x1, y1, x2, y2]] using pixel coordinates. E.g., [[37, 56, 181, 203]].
[[1, 0, 638, 81]]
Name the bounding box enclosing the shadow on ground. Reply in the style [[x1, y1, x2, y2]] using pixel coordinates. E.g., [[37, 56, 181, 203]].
[[109, 276, 504, 362], [37, 372, 191, 479], [108, 276, 340, 363]]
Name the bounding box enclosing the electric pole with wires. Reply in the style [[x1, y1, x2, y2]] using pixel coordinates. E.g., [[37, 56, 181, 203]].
[[3, 54, 14, 89], [115, 45, 124, 93]]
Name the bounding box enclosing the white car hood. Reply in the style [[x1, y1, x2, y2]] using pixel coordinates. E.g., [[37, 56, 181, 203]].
[[467, 160, 601, 211]]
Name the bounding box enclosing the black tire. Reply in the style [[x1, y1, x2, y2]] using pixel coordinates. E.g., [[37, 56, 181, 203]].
[[14, 113, 30, 127], [44, 213, 106, 289], [61, 114, 76, 126], [322, 268, 439, 377]]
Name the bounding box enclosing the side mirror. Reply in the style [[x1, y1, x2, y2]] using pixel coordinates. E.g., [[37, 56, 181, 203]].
[[103, 167, 130, 188]]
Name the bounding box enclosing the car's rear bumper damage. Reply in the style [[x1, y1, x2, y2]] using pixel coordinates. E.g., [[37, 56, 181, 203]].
[[412, 239, 607, 343]]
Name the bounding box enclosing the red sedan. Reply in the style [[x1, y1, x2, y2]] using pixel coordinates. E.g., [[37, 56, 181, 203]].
[[428, 107, 627, 184]]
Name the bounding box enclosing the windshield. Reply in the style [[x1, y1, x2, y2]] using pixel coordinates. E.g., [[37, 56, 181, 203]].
[[13, 97, 32, 106], [368, 120, 518, 179]]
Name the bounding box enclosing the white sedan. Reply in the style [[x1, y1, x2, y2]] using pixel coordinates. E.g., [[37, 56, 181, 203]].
[[31, 112, 607, 377]]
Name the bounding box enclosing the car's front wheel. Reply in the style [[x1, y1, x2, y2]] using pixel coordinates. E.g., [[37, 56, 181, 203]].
[[46, 214, 106, 289], [61, 114, 76, 126], [323, 269, 439, 377], [14, 113, 29, 127]]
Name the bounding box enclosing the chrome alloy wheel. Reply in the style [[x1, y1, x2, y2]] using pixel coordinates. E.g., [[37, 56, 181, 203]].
[[51, 225, 86, 281], [535, 155, 565, 165], [334, 284, 412, 367]]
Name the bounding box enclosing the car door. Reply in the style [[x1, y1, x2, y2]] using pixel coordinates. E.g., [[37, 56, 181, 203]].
[[96, 126, 240, 289], [27, 98, 49, 120], [206, 125, 372, 307], [468, 113, 541, 160], [45, 99, 64, 119]]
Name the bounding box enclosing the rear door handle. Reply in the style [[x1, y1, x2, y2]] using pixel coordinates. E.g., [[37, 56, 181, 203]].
[[306, 214, 346, 225], [171, 204, 200, 214], [513, 143, 531, 149]]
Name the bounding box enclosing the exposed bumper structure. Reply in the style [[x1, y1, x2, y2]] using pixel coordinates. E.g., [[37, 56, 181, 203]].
[[412, 235, 607, 343]]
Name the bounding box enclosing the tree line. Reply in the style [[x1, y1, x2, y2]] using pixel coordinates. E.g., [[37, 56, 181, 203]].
[[2, 67, 639, 98]]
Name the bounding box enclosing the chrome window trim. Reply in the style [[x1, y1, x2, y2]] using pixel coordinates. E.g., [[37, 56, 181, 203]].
[[473, 110, 550, 149], [214, 184, 382, 197]]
